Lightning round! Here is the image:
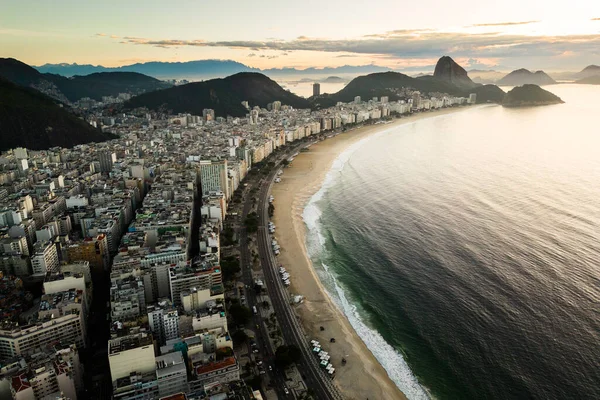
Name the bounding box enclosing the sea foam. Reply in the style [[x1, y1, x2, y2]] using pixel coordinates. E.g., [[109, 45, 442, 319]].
[[302, 127, 432, 400]]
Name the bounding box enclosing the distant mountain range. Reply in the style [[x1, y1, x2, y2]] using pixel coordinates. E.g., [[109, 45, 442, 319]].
[[0, 77, 114, 151], [573, 65, 600, 80], [1, 55, 567, 151], [126, 73, 311, 117], [35, 60, 392, 80], [314, 57, 505, 108], [497, 69, 556, 86], [126, 57, 508, 115], [468, 70, 506, 84], [0, 58, 172, 102]]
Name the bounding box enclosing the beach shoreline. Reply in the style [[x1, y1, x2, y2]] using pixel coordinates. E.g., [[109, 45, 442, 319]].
[[271, 107, 476, 400]]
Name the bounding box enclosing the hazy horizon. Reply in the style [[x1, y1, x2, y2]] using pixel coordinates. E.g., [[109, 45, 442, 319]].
[[2, 1, 599, 72]]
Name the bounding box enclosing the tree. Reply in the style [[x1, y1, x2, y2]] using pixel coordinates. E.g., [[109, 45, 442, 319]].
[[221, 256, 241, 282], [268, 203, 275, 218], [274, 344, 302, 368], [262, 300, 270, 309], [249, 375, 262, 391], [244, 212, 259, 233], [229, 304, 251, 326], [254, 284, 263, 295], [232, 329, 249, 344], [221, 226, 235, 246]]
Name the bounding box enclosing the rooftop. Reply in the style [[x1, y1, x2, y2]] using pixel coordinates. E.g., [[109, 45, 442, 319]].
[[109, 333, 153, 354]]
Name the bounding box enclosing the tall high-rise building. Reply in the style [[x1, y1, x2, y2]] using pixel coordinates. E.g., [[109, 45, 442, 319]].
[[148, 301, 180, 345], [412, 91, 422, 110], [99, 151, 116, 173], [31, 241, 59, 276], [108, 333, 158, 399], [199, 160, 229, 199], [313, 83, 321, 97], [202, 109, 215, 121]]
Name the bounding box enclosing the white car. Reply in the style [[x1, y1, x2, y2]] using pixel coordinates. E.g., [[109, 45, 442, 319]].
[[284, 387, 289, 395]]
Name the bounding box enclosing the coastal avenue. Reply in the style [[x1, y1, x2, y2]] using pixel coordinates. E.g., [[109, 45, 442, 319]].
[[248, 141, 345, 400], [238, 170, 290, 398]]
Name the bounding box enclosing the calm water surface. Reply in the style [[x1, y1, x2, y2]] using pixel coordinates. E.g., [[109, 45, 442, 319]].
[[304, 85, 600, 400]]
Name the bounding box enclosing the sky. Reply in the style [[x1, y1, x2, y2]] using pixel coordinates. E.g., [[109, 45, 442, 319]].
[[1, 0, 600, 71]]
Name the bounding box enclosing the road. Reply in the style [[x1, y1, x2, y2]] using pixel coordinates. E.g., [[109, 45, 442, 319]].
[[252, 143, 344, 400], [238, 171, 290, 398]]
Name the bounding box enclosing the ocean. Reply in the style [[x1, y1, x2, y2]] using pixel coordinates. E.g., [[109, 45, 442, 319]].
[[303, 84, 600, 400]]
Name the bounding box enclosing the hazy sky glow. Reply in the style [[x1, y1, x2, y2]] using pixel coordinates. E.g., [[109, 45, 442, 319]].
[[1, 0, 599, 71]]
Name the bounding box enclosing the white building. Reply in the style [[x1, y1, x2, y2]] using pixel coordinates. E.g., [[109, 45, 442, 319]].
[[199, 160, 229, 200], [31, 241, 59, 276], [108, 333, 156, 383], [148, 301, 180, 345], [155, 352, 188, 398]]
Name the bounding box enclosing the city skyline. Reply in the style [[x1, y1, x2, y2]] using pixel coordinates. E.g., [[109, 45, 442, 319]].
[[2, 0, 600, 71]]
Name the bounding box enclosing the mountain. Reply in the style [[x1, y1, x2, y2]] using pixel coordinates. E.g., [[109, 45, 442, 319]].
[[263, 65, 391, 76], [468, 69, 506, 84], [321, 76, 346, 83], [574, 65, 600, 80], [0, 58, 172, 102], [35, 63, 108, 76], [49, 72, 172, 102], [502, 84, 564, 107], [36, 60, 258, 79], [0, 78, 114, 151], [36, 60, 392, 80], [497, 69, 556, 86], [434, 56, 478, 89], [125, 72, 311, 117], [576, 76, 600, 85], [0, 58, 45, 87], [312, 71, 458, 108], [469, 85, 506, 103]]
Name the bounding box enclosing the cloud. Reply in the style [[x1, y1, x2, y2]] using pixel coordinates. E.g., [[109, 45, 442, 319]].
[[247, 53, 257, 57], [470, 20, 540, 27], [592, 18, 600, 21], [95, 33, 107, 37], [104, 29, 600, 68], [363, 29, 434, 38]]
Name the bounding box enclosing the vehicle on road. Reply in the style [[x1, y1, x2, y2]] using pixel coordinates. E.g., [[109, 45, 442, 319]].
[[284, 387, 289, 395]]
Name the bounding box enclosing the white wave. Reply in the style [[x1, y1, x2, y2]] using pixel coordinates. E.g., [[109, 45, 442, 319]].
[[302, 127, 432, 400]]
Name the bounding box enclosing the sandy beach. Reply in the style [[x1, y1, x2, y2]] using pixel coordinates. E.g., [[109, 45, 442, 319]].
[[271, 108, 470, 400]]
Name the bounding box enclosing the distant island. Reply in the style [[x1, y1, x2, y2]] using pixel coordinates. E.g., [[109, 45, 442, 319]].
[[574, 65, 600, 80], [502, 84, 564, 107], [321, 76, 346, 83], [497, 69, 556, 86]]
